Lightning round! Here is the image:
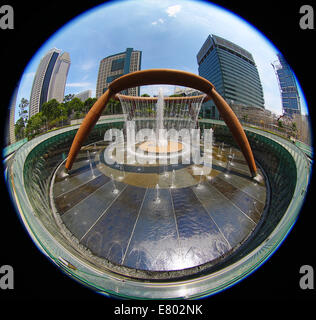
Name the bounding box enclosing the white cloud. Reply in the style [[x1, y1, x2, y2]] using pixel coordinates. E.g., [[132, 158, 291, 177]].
[[151, 18, 164, 25], [166, 4, 181, 17], [66, 82, 93, 88]]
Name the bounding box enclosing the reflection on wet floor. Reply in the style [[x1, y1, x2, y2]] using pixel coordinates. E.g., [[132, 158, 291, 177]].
[[52, 142, 267, 272]]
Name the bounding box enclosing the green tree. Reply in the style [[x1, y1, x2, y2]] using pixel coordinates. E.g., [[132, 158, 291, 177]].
[[242, 114, 249, 122], [67, 97, 84, 115], [84, 97, 97, 113], [105, 98, 120, 114], [41, 99, 60, 121], [14, 97, 29, 140], [291, 122, 297, 138], [63, 94, 75, 103], [278, 120, 283, 128], [50, 105, 68, 127], [169, 94, 184, 97], [18, 98, 29, 122], [141, 93, 150, 97], [57, 104, 67, 118], [25, 112, 44, 139], [113, 100, 122, 114], [60, 101, 72, 116], [14, 117, 25, 140]]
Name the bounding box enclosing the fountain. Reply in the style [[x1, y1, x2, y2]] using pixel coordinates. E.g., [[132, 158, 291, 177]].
[[218, 144, 223, 158], [228, 152, 235, 166], [154, 184, 161, 203], [196, 170, 204, 188], [119, 87, 206, 162], [117, 163, 125, 180], [110, 174, 119, 194], [6, 69, 310, 300], [170, 169, 176, 188], [155, 88, 167, 148], [87, 150, 96, 178], [163, 164, 169, 177]]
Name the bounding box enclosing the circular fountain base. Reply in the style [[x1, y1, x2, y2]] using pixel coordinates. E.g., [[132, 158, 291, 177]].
[[139, 140, 184, 154], [11, 117, 310, 298], [51, 140, 268, 279]]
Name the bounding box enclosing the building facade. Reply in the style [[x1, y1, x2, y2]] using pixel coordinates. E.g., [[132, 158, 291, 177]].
[[8, 86, 17, 145], [96, 48, 142, 98], [272, 53, 301, 117], [29, 48, 71, 118], [74, 89, 93, 102], [47, 52, 71, 103], [5, 82, 20, 145], [292, 114, 312, 145], [197, 35, 265, 119], [230, 103, 275, 127], [174, 86, 202, 97]]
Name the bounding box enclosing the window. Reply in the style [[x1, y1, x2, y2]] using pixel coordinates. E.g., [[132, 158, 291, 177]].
[[111, 58, 125, 72]]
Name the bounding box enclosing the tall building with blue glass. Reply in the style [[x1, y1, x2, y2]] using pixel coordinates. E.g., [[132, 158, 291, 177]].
[[273, 53, 301, 117], [29, 48, 71, 118], [197, 35, 265, 119], [96, 48, 142, 98]]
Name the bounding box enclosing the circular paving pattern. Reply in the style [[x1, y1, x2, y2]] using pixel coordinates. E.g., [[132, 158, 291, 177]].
[[51, 140, 267, 278]]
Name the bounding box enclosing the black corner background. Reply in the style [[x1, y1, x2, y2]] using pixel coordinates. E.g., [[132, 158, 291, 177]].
[[0, 0, 315, 307]]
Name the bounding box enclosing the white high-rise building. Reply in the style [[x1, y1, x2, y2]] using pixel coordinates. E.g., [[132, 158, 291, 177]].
[[48, 52, 71, 103], [6, 83, 20, 145], [29, 48, 71, 118], [75, 89, 93, 102]]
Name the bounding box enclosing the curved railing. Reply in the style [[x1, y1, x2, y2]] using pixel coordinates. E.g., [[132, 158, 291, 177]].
[[6, 117, 311, 299]]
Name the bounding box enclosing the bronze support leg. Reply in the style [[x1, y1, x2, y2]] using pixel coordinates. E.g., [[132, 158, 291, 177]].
[[209, 88, 257, 177], [65, 89, 114, 171]]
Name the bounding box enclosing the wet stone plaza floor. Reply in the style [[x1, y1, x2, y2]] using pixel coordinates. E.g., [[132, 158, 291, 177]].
[[51, 140, 267, 274]]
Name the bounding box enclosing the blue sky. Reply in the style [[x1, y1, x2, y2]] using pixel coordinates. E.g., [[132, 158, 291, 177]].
[[14, 0, 309, 121]]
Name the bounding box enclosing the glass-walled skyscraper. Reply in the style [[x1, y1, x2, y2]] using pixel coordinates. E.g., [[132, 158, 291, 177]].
[[197, 35, 265, 118], [272, 53, 301, 117]]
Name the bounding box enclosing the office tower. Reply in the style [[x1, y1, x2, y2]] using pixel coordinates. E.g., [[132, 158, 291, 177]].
[[197, 35, 265, 118], [96, 48, 142, 98], [47, 52, 71, 103], [174, 86, 201, 97], [8, 86, 18, 144], [75, 90, 93, 102], [5, 82, 20, 145], [272, 53, 301, 117], [29, 48, 71, 118]]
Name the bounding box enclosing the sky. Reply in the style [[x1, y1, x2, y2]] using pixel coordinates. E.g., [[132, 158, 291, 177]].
[[13, 0, 309, 121]]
